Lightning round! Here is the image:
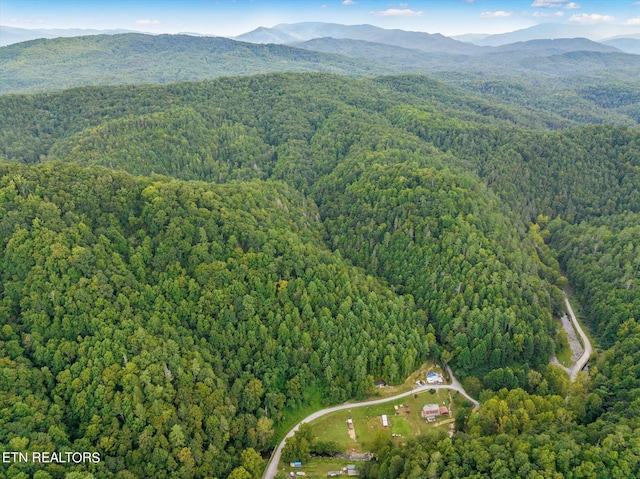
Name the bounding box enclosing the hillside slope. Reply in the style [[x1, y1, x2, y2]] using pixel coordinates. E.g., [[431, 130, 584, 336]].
[[0, 162, 432, 478], [0, 33, 384, 94], [3, 31, 640, 126], [1, 72, 640, 478]]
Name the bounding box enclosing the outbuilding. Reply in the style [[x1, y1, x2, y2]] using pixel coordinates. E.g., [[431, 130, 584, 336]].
[[346, 465, 360, 476]]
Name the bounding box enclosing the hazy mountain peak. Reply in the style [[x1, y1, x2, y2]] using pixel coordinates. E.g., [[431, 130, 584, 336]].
[[235, 21, 482, 55], [476, 22, 640, 46]]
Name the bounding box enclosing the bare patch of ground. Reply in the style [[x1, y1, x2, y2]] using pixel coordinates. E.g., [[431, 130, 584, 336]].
[[334, 452, 374, 461], [560, 313, 583, 361]]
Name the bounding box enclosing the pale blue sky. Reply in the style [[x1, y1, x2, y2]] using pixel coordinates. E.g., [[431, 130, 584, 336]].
[[2, 0, 640, 36]]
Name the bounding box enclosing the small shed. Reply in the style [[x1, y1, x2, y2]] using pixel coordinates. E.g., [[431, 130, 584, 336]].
[[381, 414, 389, 427], [347, 465, 360, 476], [439, 406, 449, 415]]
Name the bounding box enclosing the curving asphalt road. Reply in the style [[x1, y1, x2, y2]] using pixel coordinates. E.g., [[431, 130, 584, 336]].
[[564, 295, 592, 381], [262, 366, 478, 479]]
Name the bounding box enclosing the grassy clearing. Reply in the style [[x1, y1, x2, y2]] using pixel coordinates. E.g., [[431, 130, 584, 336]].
[[271, 385, 325, 448], [271, 362, 441, 446], [277, 387, 463, 477], [555, 327, 573, 368], [307, 388, 460, 453], [361, 362, 444, 400]]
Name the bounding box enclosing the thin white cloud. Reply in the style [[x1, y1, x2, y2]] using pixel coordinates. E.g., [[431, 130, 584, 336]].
[[136, 19, 161, 26], [480, 11, 513, 18], [533, 11, 564, 17], [372, 8, 424, 17], [626, 16, 640, 25], [9, 17, 45, 24], [399, 3, 409, 7], [569, 13, 615, 23], [531, 0, 565, 8], [342, 0, 356, 5], [565, 2, 580, 9]]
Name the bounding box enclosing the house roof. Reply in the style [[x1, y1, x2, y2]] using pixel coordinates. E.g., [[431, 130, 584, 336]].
[[422, 404, 439, 411]]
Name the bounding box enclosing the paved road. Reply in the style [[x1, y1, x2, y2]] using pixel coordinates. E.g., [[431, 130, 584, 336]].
[[564, 295, 592, 381], [262, 366, 478, 479]]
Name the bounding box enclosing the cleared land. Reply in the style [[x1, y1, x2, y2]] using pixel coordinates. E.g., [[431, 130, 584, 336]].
[[309, 388, 459, 450], [265, 365, 478, 479], [360, 363, 446, 400], [275, 389, 465, 476]]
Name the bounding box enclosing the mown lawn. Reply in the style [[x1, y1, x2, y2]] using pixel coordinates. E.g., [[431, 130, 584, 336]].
[[307, 388, 460, 452]]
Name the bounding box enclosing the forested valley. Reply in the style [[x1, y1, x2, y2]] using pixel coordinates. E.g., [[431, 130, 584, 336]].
[[1, 71, 639, 478]]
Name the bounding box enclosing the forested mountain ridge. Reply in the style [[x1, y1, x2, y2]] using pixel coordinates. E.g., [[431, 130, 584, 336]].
[[1, 70, 640, 477], [390, 106, 640, 222], [0, 73, 576, 168], [0, 25, 136, 47], [3, 73, 638, 224], [3, 75, 639, 362], [317, 160, 560, 376], [0, 33, 386, 94], [2, 31, 640, 128], [0, 73, 576, 379]]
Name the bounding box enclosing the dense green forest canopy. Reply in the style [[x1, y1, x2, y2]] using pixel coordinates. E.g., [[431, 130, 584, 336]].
[[1, 162, 432, 478], [0, 34, 387, 94], [2, 73, 639, 225], [2, 32, 640, 126], [1, 71, 639, 477]]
